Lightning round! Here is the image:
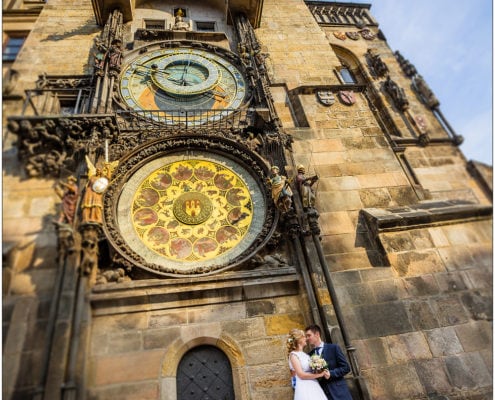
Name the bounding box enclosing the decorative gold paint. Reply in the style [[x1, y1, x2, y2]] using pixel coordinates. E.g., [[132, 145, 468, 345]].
[[132, 159, 253, 262]]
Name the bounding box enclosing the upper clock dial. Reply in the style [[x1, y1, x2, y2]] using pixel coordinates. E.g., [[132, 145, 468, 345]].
[[119, 47, 248, 123], [149, 54, 220, 96]]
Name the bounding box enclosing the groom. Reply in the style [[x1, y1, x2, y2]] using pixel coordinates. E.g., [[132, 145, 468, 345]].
[[305, 324, 353, 400]]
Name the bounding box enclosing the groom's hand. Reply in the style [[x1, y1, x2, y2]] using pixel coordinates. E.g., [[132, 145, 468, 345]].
[[323, 370, 331, 379]]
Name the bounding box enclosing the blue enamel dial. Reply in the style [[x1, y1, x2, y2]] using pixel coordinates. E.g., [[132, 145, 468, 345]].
[[119, 47, 248, 124]]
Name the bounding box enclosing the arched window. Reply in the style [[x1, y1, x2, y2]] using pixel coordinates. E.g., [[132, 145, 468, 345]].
[[331, 45, 362, 85], [177, 345, 235, 400], [338, 66, 356, 84]]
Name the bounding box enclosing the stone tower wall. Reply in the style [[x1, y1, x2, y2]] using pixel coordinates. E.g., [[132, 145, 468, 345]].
[[257, 0, 492, 398], [3, 3, 98, 398], [2, 0, 492, 399]]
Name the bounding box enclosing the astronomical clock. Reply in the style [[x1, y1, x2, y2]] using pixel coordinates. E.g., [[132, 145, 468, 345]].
[[7, 10, 287, 282], [118, 45, 248, 124], [102, 40, 278, 277]]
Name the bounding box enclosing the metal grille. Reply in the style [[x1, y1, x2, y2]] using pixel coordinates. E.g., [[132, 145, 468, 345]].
[[115, 109, 252, 132], [177, 345, 235, 400]]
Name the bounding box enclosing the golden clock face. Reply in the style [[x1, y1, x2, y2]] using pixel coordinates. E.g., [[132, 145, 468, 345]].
[[119, 46, 248, 124], [116, 152, 266, 273]]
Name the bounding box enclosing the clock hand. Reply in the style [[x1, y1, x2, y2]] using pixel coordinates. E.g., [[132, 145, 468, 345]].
[[204, 89, 227, 99], [166, 77, 183, 83], [180, 58, 192, 85], [166, 77, 194, 87], [136, 64, 170, 77]]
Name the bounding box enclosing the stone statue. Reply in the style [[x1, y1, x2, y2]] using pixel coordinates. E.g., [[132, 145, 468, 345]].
[[394, 51, 417, 77], [80, 225, 99, 284], [172, 8, 190, 31], [107, 39, 123, 76], [268, 165, 293, 213], [54, 175, 79, 225], [55, 224, 76, 268], [96, 268, 130, 285], [367, 49, 388, 77], [238, 43, 254, 74], [93, 37, 107, 77], [295, 165, 318, 210], [384, 76, 409, 111], [244, 131, 261, 153], [412, 75, 440, 109]]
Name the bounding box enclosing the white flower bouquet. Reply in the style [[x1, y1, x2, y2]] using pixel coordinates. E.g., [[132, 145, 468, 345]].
[[309, 354, 328, 373]]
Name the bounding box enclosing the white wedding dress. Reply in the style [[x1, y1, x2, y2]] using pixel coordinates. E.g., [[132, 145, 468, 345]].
[[289, 351, 328, 400]]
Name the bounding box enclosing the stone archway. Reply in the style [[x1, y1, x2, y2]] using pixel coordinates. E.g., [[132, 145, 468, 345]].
[[176, 345, 234, 399], [160, 333, 248, 400]]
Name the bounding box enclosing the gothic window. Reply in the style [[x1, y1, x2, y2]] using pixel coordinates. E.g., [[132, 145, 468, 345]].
[[195, 21, 216, 31], [177, 345, 235, 400], [338, 67, 356, 84], [332, 47, 363, 85], [144, 19, 166, 30], [3, 35, 26, 62], [59, 96, 79, 115]]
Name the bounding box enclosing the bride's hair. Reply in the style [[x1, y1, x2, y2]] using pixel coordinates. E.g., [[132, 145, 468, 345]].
[[287, 328, 304, 354]]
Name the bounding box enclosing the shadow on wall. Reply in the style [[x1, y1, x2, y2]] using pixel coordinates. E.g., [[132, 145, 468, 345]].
[[40, 18, 100, 43], [3, 212, 59, 296], [2, 147, 22, 178], [38, 18, 102, 74], [355, 212, 390, 268]]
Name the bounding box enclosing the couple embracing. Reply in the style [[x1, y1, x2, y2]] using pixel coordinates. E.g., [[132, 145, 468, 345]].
[[287, 324, 353, 400]]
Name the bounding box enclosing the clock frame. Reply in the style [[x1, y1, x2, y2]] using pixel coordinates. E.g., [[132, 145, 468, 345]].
[[103, 136, 277, 277], [118, 42, 250, 125]]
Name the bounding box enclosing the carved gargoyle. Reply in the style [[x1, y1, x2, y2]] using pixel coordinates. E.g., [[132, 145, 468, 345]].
[[250, 253, 289, 269], [95, 268, 131, 285]]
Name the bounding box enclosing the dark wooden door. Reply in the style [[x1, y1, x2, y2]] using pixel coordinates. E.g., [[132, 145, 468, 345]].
[[176, 345, 235, 400]]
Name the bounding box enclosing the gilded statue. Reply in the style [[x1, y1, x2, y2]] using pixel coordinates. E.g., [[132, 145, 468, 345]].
[[172, 8, 190, 31], [268, 165, 293, 213], [81, 156, 118, 224]]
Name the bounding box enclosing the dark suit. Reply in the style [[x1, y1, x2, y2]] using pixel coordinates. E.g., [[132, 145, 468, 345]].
[[310, 343, 352, 400]]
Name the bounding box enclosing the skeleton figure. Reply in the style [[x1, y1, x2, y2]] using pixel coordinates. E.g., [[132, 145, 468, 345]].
[[295, 165, 318, 210]]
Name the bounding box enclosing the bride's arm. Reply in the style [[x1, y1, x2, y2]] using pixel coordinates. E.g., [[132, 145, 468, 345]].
[[289, 353, 325, 380]]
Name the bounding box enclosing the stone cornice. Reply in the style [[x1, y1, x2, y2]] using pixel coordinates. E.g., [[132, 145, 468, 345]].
[[361, 200, 493, 234], [90, 266, 298, 315]]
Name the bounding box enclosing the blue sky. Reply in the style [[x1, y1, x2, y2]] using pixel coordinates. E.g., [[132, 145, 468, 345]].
[[336, 0, 493, 165]]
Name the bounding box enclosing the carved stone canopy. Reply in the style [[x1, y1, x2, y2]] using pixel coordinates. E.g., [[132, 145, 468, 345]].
[[7, 115, 119, 178], [91, 0, 263, 28]]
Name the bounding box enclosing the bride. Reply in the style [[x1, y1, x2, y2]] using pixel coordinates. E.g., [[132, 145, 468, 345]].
[[287, 328, 329, 400]]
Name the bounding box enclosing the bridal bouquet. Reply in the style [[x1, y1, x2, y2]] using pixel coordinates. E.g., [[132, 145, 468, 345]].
[[309, 354, 328, 373]]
